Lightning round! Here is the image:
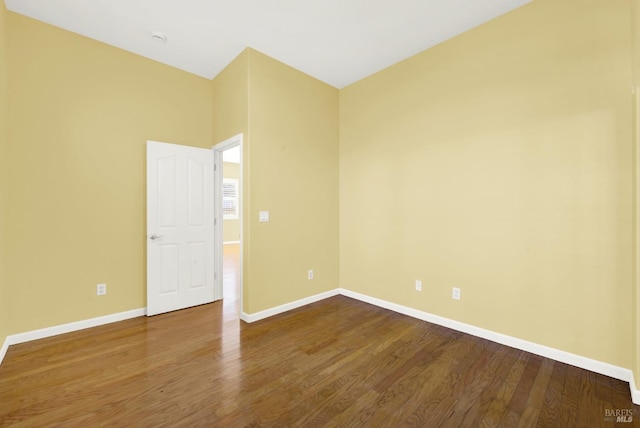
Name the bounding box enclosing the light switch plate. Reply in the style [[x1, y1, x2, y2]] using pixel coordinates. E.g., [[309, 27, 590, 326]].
[[259, 211, 270, 222]]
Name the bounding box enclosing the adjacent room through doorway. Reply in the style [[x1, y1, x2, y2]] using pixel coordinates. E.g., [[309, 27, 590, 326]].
[[219, 141, 242, 319]]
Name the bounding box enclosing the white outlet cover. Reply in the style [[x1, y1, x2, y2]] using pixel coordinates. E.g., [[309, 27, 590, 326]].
[[415, 280, 422, 291], [452, 287, 461, 300], [97, 283, 107, 296]]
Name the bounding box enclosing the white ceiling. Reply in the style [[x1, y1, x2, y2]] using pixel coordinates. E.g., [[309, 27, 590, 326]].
[[4, 0, 531, 89]]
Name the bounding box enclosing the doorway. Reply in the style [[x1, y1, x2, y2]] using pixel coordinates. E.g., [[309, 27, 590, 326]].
[[213, 134, 243, 318]]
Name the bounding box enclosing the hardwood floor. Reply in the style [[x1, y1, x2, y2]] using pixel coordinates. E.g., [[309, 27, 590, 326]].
[[221, 243, 241, 321], [1, 247, 638, 426]]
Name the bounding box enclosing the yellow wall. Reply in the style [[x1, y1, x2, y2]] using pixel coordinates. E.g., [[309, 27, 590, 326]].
[[3, 0, 636, 381], [245, 49, 339, 313], [634, 0, 640, 384], [212, 50, 249, 145], [212, 49, 340, 314], [635, 87, 640, 388], [7, 13, 213, 333], [634, 0, 640, 88], [340, 0, 634, 368], [211, 49, 251, 308], [0, 2, 10, 345], [3, 18, 340, 334], [223, 161, 241, 242]]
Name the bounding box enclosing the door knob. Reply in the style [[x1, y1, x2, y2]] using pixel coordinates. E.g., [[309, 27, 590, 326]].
[[150, 234, 164, 240]]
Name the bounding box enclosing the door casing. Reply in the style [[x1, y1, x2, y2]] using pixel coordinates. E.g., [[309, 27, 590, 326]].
[[213, 134, 243, 310]]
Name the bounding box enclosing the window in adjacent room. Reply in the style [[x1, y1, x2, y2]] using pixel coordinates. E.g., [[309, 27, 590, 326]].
[[222, 178, 239, 220]]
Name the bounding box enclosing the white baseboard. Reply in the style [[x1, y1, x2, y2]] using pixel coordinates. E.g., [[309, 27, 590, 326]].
[[225, 286, 640, 404], [0, 336, 8, 366], [630, 372, 640, 405], [2, 289, 639, 405], [0, 308, 146, 366], [241, 289, 341, 323], [340, 288, 639, 402], [223, 241, 240, 245]]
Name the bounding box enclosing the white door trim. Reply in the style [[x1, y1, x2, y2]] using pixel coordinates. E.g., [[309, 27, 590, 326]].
[[213, 134, 243, 310]]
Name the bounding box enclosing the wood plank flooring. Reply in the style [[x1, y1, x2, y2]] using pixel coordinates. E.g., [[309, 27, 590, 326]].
[[1, 246, 639, 426]]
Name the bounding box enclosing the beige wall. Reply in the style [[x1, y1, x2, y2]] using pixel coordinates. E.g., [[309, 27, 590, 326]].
[[340, 0, 634, 368], [211, 50, 251, 308], [211, 49, 340, 315], [634, 0, 640, 385], [7, 13, 213, 333], [245, 49, 339, 313], [0, 3, 10, 344], [3, 0, 637, 381], [212, 50, 249, 145], [634, 0, 640, 88], [3, 17, 340, 334], [223, 161, 241, 242]]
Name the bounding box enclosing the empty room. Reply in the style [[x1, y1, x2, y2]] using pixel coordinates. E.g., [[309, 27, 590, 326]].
[[1, 0, 640, 426]]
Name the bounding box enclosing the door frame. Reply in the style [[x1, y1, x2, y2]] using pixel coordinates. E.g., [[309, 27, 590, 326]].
[[213, 134, 243, 310]]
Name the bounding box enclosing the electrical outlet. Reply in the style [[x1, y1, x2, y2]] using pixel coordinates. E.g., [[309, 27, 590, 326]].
[[308, 270, 314, 280], [452, 287, 461, 300], [415, 280, 422, 291], [97, 283, 107, 296]]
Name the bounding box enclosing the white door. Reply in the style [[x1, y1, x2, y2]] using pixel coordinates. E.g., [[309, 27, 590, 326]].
[[146, 140, 215, 316]]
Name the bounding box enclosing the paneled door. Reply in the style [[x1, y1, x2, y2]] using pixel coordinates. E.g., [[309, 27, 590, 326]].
[[146, 140, 215, 316]]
